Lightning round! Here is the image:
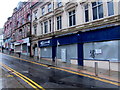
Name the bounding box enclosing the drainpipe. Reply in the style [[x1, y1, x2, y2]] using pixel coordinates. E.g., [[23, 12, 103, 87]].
[[30, 6, 32, 57]]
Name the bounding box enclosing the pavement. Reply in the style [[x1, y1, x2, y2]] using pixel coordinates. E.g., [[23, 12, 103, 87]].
[[2, 49, 120, 84]]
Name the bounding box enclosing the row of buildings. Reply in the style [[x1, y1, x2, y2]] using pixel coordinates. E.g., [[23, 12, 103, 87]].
[[0, 28, 4, 52], [3, 0, 120, 71]]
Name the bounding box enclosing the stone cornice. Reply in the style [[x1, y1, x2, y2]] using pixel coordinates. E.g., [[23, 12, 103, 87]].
[[65, 2, 78, 11]]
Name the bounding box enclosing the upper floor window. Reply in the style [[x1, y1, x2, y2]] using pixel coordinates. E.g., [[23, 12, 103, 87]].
[[48, 3, 52, 12], [84, 4, 89, 22], [34, 11, 37, 20], [44, 21, 48, 34], [34, 26, 37, 35], [42, 7, 45, 15], [19, 29, 22, 36], [22, 18, 24, 24], [107, 0, 114, 16], [49, 19, 52, 32], [41, 23, 43, 34], [92, 0, 103, 20], [57, 0, 62, 7], [69, 10, 76, 26], [57, 16, 62, 30], [27, 14, 31, 21], [10, 22, 12, 28]]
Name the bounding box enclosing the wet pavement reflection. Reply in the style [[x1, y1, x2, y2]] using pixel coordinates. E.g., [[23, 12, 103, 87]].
[[0, 54, 119, 89]]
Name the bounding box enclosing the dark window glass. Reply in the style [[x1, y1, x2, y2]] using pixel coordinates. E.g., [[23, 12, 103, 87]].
[[57, 16, 62, 30], [92, 2, 97, 7], [85, 10, 89, 22], [49, 20, 52, 32], [107, 0, 114, 16], [48, 3, 52, 12], [69, 10, 76, 26], [44, 21, 48, 33], [84, 4, 89, 22], [93, 7, 97, 20], [41, 23, 43, 34], [34, 26, 37, 34], [42, 7, 45, 15], [98, 5, 103, 18], [92, 1, 103, 20], [73, 14, 76, 25]]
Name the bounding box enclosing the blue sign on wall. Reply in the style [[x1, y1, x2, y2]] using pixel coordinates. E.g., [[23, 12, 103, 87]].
[[38, 39, 52, 47]]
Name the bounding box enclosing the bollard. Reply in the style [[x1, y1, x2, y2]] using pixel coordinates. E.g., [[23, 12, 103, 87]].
[[109, 61, 110, 76], [95, 62, 98, 76]]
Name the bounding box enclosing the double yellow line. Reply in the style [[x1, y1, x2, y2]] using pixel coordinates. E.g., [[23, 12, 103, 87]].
[[0, 63, 45, 90], [1, 53, 120, 86]]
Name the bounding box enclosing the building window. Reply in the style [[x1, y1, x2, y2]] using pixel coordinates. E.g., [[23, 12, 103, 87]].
[[92, 0, 103, 20], [41, 23, 43, 34], [34, 11, 37, 20], [19, 29, 22, 37], [57, 16, 62, 30], [107, 0, 114, 16], [48, 3, 52, 12], [34, 26, 37, 34], [49, 20, 52, 32], [69, 10, 76, 26], [22, 18, 24, 24], [57, 0, 62, 7], [84, 4, 89, 22], [27, 14, 31, 21], [10, 22, 12, 28], [42, 7, 45, 15], [44, 21, 48, 34]]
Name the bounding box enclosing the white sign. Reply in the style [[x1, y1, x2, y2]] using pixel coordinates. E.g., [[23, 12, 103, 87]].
[[22, 38, 29, 43], [61, 49, 67, 62], [40, 40, 50, 46], [95, 49, 102, 54], [27, 43, 30, 46]]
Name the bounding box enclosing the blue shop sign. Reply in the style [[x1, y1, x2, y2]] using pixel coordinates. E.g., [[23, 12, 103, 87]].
[[38, 39, 52, 47]]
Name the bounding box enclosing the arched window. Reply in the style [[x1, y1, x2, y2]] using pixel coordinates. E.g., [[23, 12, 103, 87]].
[[27, 14, 31, 21]]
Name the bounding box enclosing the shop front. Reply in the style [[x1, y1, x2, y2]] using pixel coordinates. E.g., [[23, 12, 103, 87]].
[[38, 39, 52, 61], [38, 34, 82, 65], [14, 38, 30, 56], [38, 25, 120, 71], [81, 25, 120, 71]]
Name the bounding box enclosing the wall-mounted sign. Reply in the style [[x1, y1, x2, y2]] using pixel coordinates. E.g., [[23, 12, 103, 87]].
[[27, 43, 30, 46], [95, 49, 102, 54], [39, 40, 51, 47]]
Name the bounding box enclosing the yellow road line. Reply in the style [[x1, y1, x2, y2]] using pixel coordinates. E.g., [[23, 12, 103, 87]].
[[50, 67, 120, 86], [0, 63, 38, 90], [1, 53, 120, 86], [0, 63, 45, 90]]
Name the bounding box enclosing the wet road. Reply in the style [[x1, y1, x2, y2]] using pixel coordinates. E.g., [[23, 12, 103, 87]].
[[0, 53, 119, 89]]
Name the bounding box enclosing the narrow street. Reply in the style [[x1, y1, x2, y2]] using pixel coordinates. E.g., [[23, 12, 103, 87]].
[[0, 53, 119, 89]]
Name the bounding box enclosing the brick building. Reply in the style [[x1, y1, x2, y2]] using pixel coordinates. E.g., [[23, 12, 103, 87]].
[[4, 0, 37, 56]]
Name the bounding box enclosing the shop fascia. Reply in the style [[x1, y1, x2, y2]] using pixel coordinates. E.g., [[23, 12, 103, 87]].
[[14, 38, 30, 46]]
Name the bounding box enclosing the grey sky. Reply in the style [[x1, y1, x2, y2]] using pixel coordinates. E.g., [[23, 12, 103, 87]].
[[0, 0, 27, 28]]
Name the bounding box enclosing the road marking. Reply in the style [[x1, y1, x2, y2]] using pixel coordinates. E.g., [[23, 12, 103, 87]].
[[1, 53, 120, 86], [0, 63, 45, 90], [7, 75, 14, 77]]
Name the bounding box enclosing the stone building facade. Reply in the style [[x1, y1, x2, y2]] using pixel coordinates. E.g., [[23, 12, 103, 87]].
[[31, 0, 120, 71]]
